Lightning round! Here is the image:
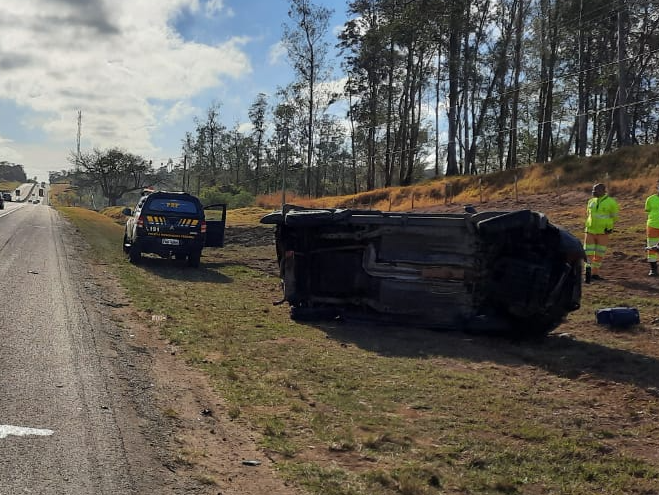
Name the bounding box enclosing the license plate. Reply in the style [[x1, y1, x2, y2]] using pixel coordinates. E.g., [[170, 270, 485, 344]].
[[162, 238, 180, 246]]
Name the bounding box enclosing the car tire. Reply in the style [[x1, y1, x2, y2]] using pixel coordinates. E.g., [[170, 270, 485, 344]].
[[122, 234, 131, 254], [187, 250, 201, 268], [476, 209, 546, 236], [128, 244, 142, 264]]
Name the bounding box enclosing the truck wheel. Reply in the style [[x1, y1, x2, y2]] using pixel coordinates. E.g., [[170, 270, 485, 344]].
[[477, 210, 546, 236], [128, 245, 142, 264], [187, 250, 201, 268]]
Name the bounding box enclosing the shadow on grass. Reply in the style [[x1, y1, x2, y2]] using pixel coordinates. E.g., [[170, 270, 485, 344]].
[[128, 255, 233, 283], [315, 319, 659, 391]]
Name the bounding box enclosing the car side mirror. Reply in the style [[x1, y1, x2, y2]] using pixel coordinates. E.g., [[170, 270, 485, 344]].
[[122, 207, 132, 216]]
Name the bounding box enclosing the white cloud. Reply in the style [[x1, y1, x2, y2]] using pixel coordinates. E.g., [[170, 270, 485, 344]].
[[163, 101, 197, 124], [268, 41, 287, 66], [205, 0, 234, 18], [0, 136, 22, 164], [238, 122, 253, 134], [318, 77, 347, 99], [0, 0, 251, 157]]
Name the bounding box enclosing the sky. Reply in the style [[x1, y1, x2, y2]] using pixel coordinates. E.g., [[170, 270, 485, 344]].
[[0, 0, 348, 182]]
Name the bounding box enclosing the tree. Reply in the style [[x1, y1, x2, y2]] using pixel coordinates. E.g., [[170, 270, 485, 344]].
[[195, 102, 225, 185], [72, 148, 154, 206], [0, 162, 28, 182], [339, 0, 388, 190], [283, 0, 333, 196], [248, 93, 268, 195]]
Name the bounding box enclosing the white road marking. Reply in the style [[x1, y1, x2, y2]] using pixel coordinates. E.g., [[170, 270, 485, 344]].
[[0, 425, 54, 439]]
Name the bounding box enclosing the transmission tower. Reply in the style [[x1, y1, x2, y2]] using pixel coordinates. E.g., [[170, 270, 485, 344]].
[[76, 110, 82, 171]]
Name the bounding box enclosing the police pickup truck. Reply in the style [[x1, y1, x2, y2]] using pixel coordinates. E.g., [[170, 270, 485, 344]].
[[122, 190, 226, 267]]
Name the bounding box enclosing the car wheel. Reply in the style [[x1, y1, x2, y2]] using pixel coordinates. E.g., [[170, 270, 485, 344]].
[[476, 209, 546, 236], [128, 244, 142, 264], [122, 234, 131, 254], [187, 250, 201, 268]]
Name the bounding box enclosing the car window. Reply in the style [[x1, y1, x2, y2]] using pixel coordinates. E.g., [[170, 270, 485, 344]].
[[134, 196, 148, 213], [146, 198, 199, 214]]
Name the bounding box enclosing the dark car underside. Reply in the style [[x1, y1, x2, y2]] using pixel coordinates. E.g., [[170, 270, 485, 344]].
[[262, 206, 584, 337]]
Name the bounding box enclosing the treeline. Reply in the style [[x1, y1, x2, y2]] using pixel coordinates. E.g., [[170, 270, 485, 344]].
[[57, 0, 659, 207], [175, 0, 659, 200], [0, 162, 27, 183], [49, 151, 256, 209]]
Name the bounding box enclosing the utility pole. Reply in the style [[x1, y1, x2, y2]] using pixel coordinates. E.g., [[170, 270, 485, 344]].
[[182, 155, 187, 192], [76, 110, 82, 171]]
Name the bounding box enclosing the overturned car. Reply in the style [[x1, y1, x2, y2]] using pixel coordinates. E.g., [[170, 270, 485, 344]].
[[261, 206, 584, 337]]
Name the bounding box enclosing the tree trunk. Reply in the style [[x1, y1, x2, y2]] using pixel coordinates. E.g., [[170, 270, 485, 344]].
[[348, 87, 359, 194], [506, 0, 524, 170], [617, 0, 631, 147], [576, 0, 589, 156], [446, 29, 460, 176], [434, 47, 441, 176], [383, 39, 396, 188]]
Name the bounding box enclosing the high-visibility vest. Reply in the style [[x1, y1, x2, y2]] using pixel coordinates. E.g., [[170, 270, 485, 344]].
[[585, 195, 619, 234], [646, 194, 659, 228]]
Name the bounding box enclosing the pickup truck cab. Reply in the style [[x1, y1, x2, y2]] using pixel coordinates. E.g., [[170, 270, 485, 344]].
[[122, 190, 226, 267]]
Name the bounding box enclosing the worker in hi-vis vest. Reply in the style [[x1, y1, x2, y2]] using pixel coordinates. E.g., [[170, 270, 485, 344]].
[[583, 183, 619, 283], [644, 180, 659, 276]]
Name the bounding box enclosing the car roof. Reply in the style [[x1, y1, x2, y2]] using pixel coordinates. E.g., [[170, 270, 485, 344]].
[[145, 190, 199, 200]]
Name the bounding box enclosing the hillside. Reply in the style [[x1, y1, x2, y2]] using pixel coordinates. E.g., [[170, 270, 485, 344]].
[[257, 144, 659, 214]]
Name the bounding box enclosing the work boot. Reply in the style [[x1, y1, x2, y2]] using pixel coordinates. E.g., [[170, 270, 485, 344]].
[[649, 262, 658, 277], [584, 266, 591, 284]]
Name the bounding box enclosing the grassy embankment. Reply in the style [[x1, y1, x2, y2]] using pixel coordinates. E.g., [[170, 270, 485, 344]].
[[0, 180, 21, 193], [56, 147, 659, 495]]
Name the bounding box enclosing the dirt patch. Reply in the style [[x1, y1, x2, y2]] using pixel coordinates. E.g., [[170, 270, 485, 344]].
[[225, 225, 275, 248]]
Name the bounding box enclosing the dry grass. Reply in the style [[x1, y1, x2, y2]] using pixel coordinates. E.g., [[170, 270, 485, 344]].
[[255, 144, 659, 212], [226, 206, 273, 226], [48, 183, 78, 207], [0, 180, 21, 192]]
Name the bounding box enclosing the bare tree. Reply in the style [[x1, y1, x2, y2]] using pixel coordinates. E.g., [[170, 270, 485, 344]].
[[283, 0, 333, 197], [72, 148, 153, 206], [248, 93, 269, 195]]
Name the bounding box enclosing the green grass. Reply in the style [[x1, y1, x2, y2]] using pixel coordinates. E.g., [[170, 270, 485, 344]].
[[57, 205, 659, 495]]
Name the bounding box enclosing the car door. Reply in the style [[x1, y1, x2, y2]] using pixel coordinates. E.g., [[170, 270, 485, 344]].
[[204, 203, 227, 247], [127, 197, 146, 241]]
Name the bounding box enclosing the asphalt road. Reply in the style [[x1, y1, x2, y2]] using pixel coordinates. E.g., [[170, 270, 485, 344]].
[[0, 203, 157, 494]]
